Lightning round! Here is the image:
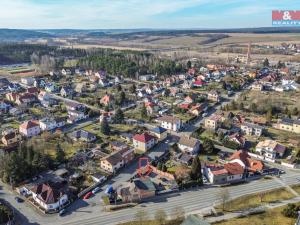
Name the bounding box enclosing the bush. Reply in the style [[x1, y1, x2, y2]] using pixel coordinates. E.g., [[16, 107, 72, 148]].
[[282, 203, 300, 218]]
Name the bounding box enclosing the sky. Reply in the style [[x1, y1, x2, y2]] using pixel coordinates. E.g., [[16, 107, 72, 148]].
[[1, 0, 300, 29]]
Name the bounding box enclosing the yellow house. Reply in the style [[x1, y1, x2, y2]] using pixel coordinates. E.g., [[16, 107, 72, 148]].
[[133, 133, 156, 153], [204, 114, 223, 130], [277, 118, 300, 134], [150, 127, 168, 141]]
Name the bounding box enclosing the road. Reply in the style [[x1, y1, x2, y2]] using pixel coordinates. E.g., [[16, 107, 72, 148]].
[[2, 170, 300, 225]]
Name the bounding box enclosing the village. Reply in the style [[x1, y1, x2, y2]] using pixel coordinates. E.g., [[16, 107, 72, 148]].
[[1, 44, 300, 225]]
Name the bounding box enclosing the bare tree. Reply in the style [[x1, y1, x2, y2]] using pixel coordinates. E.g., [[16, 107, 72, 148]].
[[134, 209, 148, 225], [217, 188, 230, 212], [154, 209, 167, 225], [171, 206, 185, 222]]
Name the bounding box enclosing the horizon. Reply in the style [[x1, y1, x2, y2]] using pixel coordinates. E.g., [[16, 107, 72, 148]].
[[1, 0, 300, 29]]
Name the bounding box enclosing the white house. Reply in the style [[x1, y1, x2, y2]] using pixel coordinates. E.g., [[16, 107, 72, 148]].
[[177, 136, 200, 155], [21, 77, 35, 86], [39, 118, 57, 131], [19, 120, 41, 137], [157, 115, 183, 132], [30, 183, 68, 212], [255, 139, 286, 160]]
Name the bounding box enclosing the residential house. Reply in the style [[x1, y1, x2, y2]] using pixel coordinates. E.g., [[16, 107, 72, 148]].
[[67, 110, 88, 123], [19, 120, 41, 137], [54, 117, 65, 128], [74, 83, 86, 95], [116, 177, 156, 203], [21, 77, 34, 86], [45, 83, 58, 93], [275, 118, 300, 134], [65, 102, 85, 111], [70, 130, 96, 142], [189, 103, 207, 116], [60, 87, 74, 98], [16, 93, 36, 106], [227, 133, 245, 147], [39, 118, 57, 131], [182, 80, 193, 89], [115, 76, 123, 84], [100, 148, 134, 173], [204, 114, 223, 130], [110, 141, 129, 152], [30, 182, 68, 212], [229, 150, 264, 173], [255, 139, 286, 160], [157, 115, 183, 132], [0, 99, 10, 113], [145, 102, 159, 115], [26, 87, 39, 95], [176, 153, 193, 165], [251, 82, 264, 91], [139, 75, 153, 81], [177, 136, 200, 155], [203, 163, 244, 185], [38, 91, 57, 107], [133, 133, 156, 152], [100, 94, 114, 106], [241, 122, 264, 136], [1, 131, 22, 146], [150, 127, 168, 141], [99, 111, 114, 123], [34, 79, 46, 89], [192, 80, 206, 88], [61, 68, 72, 76], [207, 91, 220, 102], [99, 78, 110, 87]]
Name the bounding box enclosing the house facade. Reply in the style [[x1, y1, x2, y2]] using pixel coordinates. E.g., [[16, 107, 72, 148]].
[[275, 118, 300, 134], [241, 122, 263, 136], [177, 136, 200, 155], [255, 139, 286, 160], [19, 120, 41, 137], [157, 115, 182, 132], [133, 133, 156, 152]]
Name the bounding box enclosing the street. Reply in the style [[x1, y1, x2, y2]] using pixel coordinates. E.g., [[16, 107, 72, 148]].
[[2, 170, 300, 225]]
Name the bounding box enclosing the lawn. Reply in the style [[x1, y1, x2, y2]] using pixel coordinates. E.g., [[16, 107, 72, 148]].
[[265, 127, 300, 146], [213, 206, 296, 225], [215, 188, 295, 212], [291, 184, 300, 195]]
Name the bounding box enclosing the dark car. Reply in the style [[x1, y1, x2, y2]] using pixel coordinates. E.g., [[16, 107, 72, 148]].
[[15, 197, 24, 203], [59, 209, 66, 216]]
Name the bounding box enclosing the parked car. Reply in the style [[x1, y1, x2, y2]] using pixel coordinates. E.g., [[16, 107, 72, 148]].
[[202, 113, 208, 117], [83, 192, 93, 199], [15, 197, 24, 203], [59, 209, 66, 216], [92, 187, 101, 194]]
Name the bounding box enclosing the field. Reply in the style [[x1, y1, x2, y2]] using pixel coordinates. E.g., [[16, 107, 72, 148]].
[[213, 206, 296, 225], [215, 188, 295, 212]]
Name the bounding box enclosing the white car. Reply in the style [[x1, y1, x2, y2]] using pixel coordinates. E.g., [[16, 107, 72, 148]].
[[202, 113, 208, 117], [92, 187, 101, 194]]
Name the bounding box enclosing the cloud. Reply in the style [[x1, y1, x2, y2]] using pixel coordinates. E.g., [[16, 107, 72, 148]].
[[0, 0, 298, 28]]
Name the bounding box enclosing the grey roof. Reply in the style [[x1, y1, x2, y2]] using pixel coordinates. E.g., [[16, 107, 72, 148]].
[[133, 178, 156, 192], [242, 122, 263, 129], [178, 136, 200, 148], [281, 118, 300, 125]]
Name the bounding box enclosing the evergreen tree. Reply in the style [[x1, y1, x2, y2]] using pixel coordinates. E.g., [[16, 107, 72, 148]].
[[55, 143, 66, 164], [190, 155, 203, 184], [203, 138, 215, 154], [263, 58, 269, 67], [187, 60, 192, 69], [129, 84, 136, 94], [140, 104, 148, 118], [100, 117, 110, 135], [114, 108, 124, 124]]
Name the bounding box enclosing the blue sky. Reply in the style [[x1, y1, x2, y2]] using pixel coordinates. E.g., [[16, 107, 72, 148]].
[[1, 0, 300, 29]]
